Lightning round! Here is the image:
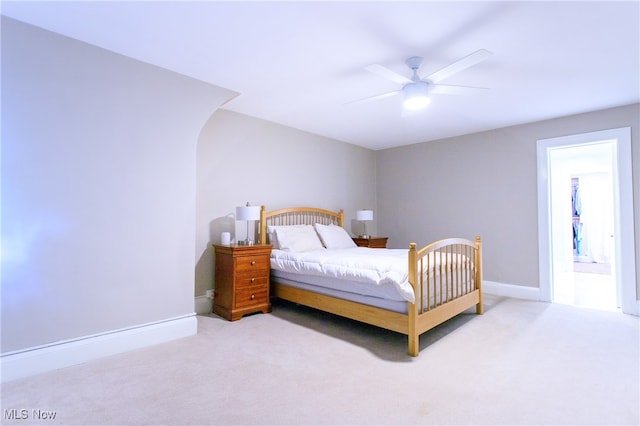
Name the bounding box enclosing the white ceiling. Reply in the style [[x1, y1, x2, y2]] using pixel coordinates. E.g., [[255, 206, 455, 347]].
[[2, 1, 639, 150]]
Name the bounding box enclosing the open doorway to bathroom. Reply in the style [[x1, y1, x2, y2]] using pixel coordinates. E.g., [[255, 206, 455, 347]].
[[537, 127, 637, 315]]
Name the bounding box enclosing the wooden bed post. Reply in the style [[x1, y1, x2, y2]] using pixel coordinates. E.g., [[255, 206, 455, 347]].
[[407, 242, 419, 356], [260, 206, 267, 245], [475, 236, 484, 315]]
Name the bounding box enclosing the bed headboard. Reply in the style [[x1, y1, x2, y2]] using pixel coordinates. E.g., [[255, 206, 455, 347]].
[[259, 206, 344, 245]]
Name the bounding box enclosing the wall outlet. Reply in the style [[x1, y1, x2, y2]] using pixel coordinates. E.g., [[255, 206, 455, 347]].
[[206, 289, 214, 299]]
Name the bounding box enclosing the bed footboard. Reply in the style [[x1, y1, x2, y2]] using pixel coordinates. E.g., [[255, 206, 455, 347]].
[[407, 236, 483, 356]]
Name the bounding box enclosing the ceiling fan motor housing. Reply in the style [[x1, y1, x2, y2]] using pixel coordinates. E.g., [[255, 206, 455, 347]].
[[405, 56, 424, 71]]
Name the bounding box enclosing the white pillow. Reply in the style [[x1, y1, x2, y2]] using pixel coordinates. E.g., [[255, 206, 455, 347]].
[[275, 225, 325, 252], [314, 223, 357, 249], [267, 224, 313, 249], [266, 225, 300, 249]]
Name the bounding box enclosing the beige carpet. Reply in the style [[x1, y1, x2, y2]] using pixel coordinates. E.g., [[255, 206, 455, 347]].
[[2, 295, 638, 425]]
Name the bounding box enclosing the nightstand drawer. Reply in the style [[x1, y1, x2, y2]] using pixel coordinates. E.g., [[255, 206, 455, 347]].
[[235, 288, 268, 308], [235, 256, 270, 272], [235, 273, 269, 288]]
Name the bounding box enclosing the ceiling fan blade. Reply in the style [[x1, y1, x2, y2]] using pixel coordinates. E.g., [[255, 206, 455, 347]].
[[345, 90, 401, 106], [365, 64, 412, 85], [425, 49, 493, 83], [430, 83, 490, 96]]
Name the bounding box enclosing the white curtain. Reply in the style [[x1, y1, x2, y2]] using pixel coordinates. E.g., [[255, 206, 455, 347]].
[[578, 172, 614, 263]]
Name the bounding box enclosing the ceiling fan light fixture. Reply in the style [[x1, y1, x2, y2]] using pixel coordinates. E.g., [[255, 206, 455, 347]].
[[402, 81, 431, 110]]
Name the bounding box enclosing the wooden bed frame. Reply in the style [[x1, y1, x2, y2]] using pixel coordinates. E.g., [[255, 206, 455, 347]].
[[259, 206, 483, 356]]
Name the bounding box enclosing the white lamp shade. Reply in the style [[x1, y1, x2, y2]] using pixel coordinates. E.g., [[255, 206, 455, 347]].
[[403, 81, 431, 110], [356, 209, 374, 221], [236, 205, 261, 221]]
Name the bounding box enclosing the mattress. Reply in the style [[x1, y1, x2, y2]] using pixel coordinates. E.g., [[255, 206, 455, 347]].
[[270, 247, 415, 302], [271, 270, 409, 314]]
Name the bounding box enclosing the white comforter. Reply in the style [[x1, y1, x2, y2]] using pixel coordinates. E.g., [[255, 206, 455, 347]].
[[270, 247, 415, 303]]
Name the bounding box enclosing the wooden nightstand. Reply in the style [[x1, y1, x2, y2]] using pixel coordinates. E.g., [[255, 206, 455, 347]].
[[352, 237, 388, 248], [212, 244, 272, 321]]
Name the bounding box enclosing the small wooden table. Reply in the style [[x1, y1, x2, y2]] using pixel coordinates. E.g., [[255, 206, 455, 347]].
[[352, 237, 388, 248]]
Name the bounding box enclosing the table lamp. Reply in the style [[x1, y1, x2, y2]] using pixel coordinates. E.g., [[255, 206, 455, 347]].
[[356, 209, 374, 239], [236, 202, 261, 245]]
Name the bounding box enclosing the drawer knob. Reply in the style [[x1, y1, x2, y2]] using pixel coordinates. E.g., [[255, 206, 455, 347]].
[[250, 278, 255, 283], [251, 261, 256, 265], [250, 294, 255, 300]]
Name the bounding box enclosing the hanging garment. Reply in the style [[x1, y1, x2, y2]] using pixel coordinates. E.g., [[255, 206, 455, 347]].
[[572, 184, 582, 216], [574, 222, 583, 255]]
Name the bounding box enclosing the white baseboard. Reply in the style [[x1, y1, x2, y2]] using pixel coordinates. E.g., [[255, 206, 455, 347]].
[[482, 280, 541, 301], [1, 314, 197, 383], [195, 295, 213, 315]]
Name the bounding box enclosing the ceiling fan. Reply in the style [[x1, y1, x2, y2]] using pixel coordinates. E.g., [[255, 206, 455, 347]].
[[350, 49, 493, 110]]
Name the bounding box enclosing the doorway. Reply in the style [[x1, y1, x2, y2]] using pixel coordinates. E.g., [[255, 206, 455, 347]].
[[550, 143, 616, 310], [537, 127, 637, 315]]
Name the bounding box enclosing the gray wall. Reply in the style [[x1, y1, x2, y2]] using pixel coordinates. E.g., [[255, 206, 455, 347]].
[[195, 109, 377, 297], [1, 18, 235, 352], [377, 104, 639, 294]]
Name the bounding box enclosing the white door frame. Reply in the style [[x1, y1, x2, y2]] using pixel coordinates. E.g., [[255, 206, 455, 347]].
[[537, 127, 637, 315]]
